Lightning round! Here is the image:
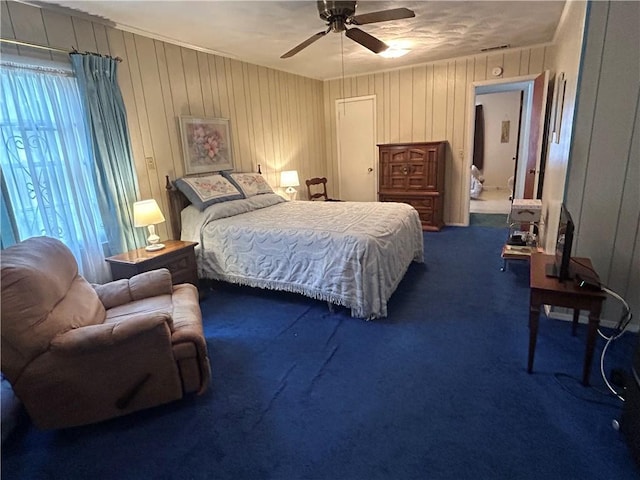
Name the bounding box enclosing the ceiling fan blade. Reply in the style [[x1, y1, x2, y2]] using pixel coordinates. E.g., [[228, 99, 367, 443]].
[[351, 7, 415, 25], [345, 28, 388, 54], [281, 30, 329, 58]]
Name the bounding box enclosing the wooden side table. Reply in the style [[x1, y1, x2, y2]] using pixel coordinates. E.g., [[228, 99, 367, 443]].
[[105, 240, 199, 287], [528, 253, 607, 386]]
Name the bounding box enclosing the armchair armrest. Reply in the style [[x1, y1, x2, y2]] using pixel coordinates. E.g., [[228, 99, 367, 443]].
[[50, 312, 173, 353], [93, 268, 173, 309]]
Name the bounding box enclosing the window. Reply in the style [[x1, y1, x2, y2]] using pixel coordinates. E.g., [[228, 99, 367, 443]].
[[0, 64, 110, 282]]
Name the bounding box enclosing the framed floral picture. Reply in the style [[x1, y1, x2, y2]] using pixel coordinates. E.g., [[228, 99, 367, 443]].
[[178, 116, 233, 174]]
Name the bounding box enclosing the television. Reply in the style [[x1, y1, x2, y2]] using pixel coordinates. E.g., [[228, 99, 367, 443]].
[[545, 203, 575, 282]]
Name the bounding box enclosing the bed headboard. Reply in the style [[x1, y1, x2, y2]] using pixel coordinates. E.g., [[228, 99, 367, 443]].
[[164, 164, 263, 240], [165, 175, 191, 240]]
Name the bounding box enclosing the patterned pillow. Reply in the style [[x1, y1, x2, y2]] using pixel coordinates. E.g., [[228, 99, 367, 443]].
[[175, 174, 244, 211], [222, 172, 274, 197]]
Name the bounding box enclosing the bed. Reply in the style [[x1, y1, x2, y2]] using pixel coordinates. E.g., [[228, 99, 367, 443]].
[[166, 175, 424, 319]]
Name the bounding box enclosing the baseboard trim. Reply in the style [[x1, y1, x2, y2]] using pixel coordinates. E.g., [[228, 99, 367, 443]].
[[545, 305, 639, 332]]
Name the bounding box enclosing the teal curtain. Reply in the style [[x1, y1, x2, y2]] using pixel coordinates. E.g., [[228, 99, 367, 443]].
[[70, 53, 145, 254], [0, 168, 18, 249]]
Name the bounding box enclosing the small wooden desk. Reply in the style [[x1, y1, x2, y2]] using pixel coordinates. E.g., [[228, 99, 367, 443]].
[[528, 253, 607, 386]]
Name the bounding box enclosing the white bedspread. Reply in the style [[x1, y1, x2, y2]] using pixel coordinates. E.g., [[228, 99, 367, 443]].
[[181, 194, 424, 319]]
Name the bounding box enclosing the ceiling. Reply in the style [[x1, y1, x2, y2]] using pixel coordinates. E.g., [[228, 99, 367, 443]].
[[36, 1, 567, 80]]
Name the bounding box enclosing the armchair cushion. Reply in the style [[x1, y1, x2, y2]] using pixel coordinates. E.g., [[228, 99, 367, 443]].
[[93, 268, 173, 309]]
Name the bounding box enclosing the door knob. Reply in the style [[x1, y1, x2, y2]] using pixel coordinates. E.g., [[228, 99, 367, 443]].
[[367, 167, 373, 173]]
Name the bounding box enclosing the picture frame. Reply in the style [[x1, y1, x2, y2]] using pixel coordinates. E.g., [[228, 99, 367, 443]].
[[178, 116, 233, 174], [550, 72, 566, 144]]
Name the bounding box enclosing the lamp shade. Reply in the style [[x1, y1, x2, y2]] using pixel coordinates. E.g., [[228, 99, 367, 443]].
[[280, 170, 300, 188], [133, 199, 165, 227]]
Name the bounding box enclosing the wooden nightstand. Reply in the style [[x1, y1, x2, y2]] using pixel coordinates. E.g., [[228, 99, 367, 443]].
[[105, 240, 199, 286]]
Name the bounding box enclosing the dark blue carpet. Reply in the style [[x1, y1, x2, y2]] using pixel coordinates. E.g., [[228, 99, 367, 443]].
[[2, 226, 638, 479]]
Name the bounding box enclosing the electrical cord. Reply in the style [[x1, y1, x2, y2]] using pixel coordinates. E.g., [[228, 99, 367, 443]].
[[596, 285, 633, 401]]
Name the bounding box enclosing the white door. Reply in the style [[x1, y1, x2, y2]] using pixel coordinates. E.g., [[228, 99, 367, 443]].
[[336, 96, 377, 201]]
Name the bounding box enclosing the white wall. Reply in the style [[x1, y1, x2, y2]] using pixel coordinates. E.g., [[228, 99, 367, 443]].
[[475, 91, 521, 189]]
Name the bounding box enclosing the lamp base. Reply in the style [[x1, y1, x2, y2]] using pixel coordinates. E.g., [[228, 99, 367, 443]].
[[145, 243, 165, 252]]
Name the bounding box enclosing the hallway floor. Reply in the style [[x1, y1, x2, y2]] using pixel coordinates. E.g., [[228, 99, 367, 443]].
[[470, 187, 512, 214]]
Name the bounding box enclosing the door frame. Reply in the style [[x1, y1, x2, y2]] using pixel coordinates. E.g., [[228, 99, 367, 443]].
[[335, 95, 377, 201], [463, 73, 546, 225]]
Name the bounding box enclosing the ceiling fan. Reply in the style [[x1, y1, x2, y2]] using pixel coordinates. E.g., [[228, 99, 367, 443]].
[[281, 1, 415, 59]]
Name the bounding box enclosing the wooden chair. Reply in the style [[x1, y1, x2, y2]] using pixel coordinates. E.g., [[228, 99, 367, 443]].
[[305, 177, 329, 201]]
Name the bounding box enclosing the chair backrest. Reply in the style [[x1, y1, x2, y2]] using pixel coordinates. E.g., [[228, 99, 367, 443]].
[[305, 177, 329, 201], [1, 236, 105, 382]]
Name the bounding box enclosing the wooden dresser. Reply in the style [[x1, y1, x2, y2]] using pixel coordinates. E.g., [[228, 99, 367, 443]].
[[377, 141, 447, 231]]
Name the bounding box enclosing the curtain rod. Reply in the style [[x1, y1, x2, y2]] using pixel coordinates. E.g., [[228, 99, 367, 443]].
[[1, 38, 122, 62], [1, 38, 69, 54]]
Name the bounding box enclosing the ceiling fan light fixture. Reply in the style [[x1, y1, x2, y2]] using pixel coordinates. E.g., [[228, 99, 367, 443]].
[[380, 48, 410, 58], [379, 40, 411, 58]]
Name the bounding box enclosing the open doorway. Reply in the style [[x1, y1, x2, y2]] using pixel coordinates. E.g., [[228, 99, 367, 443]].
[[470, 90, 522, 216], [464, 72, 549, 226]]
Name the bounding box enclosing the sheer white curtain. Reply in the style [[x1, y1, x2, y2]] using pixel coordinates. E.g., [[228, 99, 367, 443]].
[[0, 64, 111, 283]]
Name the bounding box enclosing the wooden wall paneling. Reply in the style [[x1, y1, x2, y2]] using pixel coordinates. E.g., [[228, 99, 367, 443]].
[[411, 66, 427, 142], [474, 56, 487, 82], [181, 48, 204, 117], [425, 64, 434, 140], [300, 76, 312, 182], [92, 22, 109, 56], [134, 35, 174, 223], [432, 63, 448, 141], [246, 64, 264, 175], [503, 50, 521, 77], [389, 70, 400, 142], [197, 51, 215, 118], [205, 55, 220, 118], [452, 59, 469, 222], [270, 69, 285, 173], [123, 33, 153, 192], [222, 57, 240, 169], [0, 1, 18, 56], [211, 56, 226, 119], [443, 61, 456, 223], [41, 10, 75, 64], [326, 79, 340, 187], [383, 72, 391, 144], [608, 97, 639, 293], [70, 17, 97, 52], [528, 47, 546, 73], [7, 1, 50, 61], [154, 41, 182, 181], [575, 3, 638, 282], [229, 59, 251, 173], [356, 75, 368, 96], [519, 49, 532, 75], [315, 81, 327, 188], [243, 63, 258, 172], [259, 67, 275, 180], [398, 68, 413, 140], [373, 73, 384, 143]]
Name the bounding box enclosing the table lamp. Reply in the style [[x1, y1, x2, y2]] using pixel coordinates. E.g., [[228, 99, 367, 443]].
[[133, 199, 166, 251], [280, 170, 300, 200]]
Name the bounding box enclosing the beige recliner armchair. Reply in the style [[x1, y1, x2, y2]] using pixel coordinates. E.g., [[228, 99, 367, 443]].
[[1, 236, 211, 429]]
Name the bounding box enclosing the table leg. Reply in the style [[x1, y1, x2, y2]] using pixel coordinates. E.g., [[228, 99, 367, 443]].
[[572, 309, 580, 336], [582, 309, 601, 386], [528, 299, 541, 374]]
